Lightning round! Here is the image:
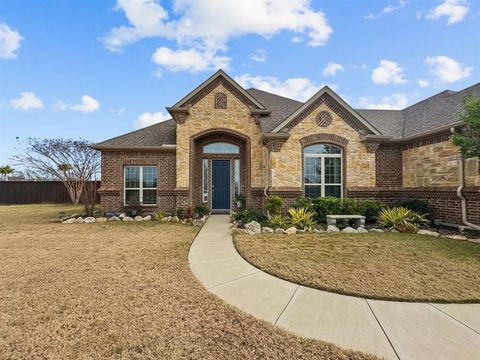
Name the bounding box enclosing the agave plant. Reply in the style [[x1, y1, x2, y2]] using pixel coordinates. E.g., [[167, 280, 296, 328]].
[[288, 207, 316, 230], [268, 214, 289, 230], [378, 207, 429, 233]]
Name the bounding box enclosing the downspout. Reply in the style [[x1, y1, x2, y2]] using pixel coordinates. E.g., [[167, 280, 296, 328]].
[[453, 128, 480, 230], [264, 148, 270, 217]]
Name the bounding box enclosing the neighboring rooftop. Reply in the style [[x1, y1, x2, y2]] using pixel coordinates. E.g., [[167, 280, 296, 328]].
[[93, 82, 480, 148]]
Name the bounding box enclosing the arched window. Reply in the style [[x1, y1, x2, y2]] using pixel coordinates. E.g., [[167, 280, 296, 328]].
[[203, 142, 239, 154], [304, 144, 342, 198]]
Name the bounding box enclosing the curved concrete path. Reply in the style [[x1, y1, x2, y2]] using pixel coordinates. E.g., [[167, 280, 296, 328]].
[[189, 215, 480, 360]]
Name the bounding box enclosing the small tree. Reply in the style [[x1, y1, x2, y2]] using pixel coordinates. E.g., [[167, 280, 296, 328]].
[[0, 165, 14, 181], [451, 97, 480, 159], [13, 138, 100, 204]]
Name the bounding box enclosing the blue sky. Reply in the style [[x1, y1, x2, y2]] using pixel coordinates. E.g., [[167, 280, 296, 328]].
[[0, 0, 479, 165]]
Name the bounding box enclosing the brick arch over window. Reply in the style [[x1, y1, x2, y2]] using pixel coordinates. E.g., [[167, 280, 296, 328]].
[[189, 128, 251, 208], [300, 133, 348, 197]]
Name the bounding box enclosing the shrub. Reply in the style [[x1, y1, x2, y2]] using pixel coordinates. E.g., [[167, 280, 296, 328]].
[[292, 196, 313, 210], [401, 199, 429, 215], [268, 214, 289, 230], [378, 207, 429, 233], [360, 200, 387, 221], [124, 200, 142, 217], [184, 206, 193, 220], [175, 208, 185, 219], [342, 198, 362, 216], [264, 195, 283, 216], [312, 197, 343, 223], [194, 204, 211, 218], [232, 209, 267, 226], [288, 207, 316, 230], [153, 210, 166, 220]]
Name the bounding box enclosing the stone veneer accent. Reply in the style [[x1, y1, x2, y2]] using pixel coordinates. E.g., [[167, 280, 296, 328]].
[[270, 104, 376, 190], [176, 83, 266, 190]]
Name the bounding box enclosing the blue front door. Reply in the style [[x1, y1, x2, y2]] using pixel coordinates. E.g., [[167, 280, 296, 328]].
[[212, 160, 230, 210]]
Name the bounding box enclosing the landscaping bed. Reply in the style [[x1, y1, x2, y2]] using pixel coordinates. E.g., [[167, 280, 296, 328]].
[[0, 204, 377, 360], [234, 232, 480, 303]]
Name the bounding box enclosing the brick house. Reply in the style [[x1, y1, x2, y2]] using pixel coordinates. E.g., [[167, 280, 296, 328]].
[[92, 70, 480, 225]]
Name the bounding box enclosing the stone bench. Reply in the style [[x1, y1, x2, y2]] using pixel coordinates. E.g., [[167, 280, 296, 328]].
[[326, 215, 366, 229]]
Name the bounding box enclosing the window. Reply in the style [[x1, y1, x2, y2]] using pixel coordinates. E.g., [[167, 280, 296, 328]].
[[203, 142, 239, 154], [304, 144, 342, 198], [202, 159, 208, 202], [234, 159, 240, 197], [124, 166, 157, 205]]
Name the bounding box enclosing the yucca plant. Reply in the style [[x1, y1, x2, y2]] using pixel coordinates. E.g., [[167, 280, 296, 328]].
[[288, 207, 316, 230], [378, 207, 429, 233], [268, 214, 289, 230]]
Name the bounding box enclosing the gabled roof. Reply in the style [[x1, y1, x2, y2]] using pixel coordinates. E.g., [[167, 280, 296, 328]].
[[270, 86, 382, 135], [171, 69, 267, 110]]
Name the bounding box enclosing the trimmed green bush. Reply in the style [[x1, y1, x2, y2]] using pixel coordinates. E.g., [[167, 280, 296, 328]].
[[264, 195, 283, 216], [312, 197, 343, 223], [232, 209, 268, 226], [360, 199, 387, 221], [194, 204, 211, 217], [292, 196, 313, 210]]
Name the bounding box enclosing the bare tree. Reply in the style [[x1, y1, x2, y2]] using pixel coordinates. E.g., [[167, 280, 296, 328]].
[[13, 138, 100, 204]]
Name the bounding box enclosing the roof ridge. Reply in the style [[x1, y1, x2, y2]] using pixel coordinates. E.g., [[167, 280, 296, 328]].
[[246, 88, 303, 104]]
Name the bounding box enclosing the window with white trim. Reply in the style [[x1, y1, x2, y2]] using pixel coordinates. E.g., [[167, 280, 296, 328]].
[[304, 144, 342, 198], [124, 166, 157, 205]]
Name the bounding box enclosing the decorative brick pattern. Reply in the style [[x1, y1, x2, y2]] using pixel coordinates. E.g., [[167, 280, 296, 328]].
[[214, 92, 227, 109], [316, 111, 333, 127]]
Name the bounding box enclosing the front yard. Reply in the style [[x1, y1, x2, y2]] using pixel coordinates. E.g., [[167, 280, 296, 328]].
[[235, 232, 480, 302], [0, 205, 376, 360]]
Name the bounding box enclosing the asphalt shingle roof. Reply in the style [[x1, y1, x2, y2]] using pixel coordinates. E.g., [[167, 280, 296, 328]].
[[94, 82, 480, 148]]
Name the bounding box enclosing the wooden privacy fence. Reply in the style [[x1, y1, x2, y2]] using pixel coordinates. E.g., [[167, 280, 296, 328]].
[[0, 181, 101, 204]]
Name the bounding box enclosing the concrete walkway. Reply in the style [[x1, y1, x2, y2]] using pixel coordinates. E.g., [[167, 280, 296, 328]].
[[189, 215, 480, 360]]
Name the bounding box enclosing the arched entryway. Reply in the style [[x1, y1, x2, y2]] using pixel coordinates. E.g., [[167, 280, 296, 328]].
[[190, 129, 250, 213]]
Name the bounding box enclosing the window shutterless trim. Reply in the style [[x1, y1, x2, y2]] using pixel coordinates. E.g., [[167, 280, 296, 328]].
[[304, 147, 343, 198], [124, 166, 158, 206]]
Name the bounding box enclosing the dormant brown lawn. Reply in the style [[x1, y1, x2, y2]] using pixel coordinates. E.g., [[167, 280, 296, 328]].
[[235, 232, 480, 302], [0, 205, 377, 360]]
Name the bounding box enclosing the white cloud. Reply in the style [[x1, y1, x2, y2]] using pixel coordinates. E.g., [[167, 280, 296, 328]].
[[323, 62, 344, 77], [103, 0, 333, 72], [110, 108, 126, 116], [365, 0, 409, 19], [152, 46, 230, 72], [425, 55, 473, 83], [371, 60, 407, 85], [358, 93, 409, 110], [417, 79, 431, 88], [134, 111, 170, 129], [250, 48, 267, 63], [426, 0, 469, 25], [235, 74, 329, 102], [0, 22, 23, 59], [10, 92, 44, 110], [55, 95, 100, 113]]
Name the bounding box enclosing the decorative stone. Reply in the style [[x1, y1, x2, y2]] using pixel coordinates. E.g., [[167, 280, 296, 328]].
[[313, 228, 324, 233], [63, 218, 75, 224], [123, 216, 134, 222], [327, 225, 340, 233], [316, 110, 333, 127], [467, 238, 480, 244], [142, 215, 152, 221], [75, 217, 84, 223], [84, 217, 96, 224], [262, 226, 274, 233], [274, 228, 286, 234], [134, 216, 143, 222], [443, 234, 467, 241], [107, 216, 120, 222], [417, 229, 440, 237], [231, 228, 248, 235], [171, 216, 179, 223], [160, 216, 171, 222], [96, 217, 107, 222], [285, 227, 297, 235], [297, 229, 305, 234], [119, 213, 126, 219], [193, 219, 204, 227], [357, 228, 368, 233], [244, 221, 261, 235], [342, 227, 358, 233], [369, 228, 384, 233]]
